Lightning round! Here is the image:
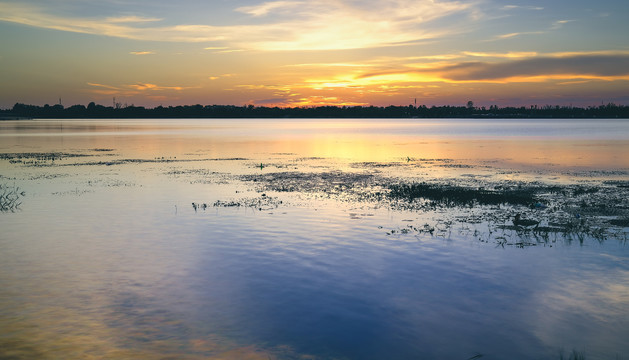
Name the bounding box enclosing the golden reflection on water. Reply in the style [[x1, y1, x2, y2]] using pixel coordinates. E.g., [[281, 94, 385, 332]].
[[0, 298, 284, 359], [1, 119, 628, 171]]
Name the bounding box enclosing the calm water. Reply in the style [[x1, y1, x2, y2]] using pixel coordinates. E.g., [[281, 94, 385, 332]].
[[1, 119, 628, 360]]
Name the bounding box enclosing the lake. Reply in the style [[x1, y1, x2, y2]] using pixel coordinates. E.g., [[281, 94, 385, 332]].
[[1, 118, 628, 360]]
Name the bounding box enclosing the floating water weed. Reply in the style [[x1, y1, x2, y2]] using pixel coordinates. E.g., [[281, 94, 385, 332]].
[[230, 165, 629, 244], [204, 195, 283, 211]]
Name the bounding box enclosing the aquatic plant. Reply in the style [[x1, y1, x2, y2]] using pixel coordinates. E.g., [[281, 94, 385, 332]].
[[208, 194, 283, 211], [513, 213, 539, 228], [609, 218, 629, 227], [0, 183, 25, 212], [387, 182, 536, 206], [0, 152, 90, 161]]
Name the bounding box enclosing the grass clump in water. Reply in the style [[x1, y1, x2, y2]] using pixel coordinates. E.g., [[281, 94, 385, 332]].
[[388, 182, 536, 206], [609, 218, 629, 227], [0, 183, 25, 212]]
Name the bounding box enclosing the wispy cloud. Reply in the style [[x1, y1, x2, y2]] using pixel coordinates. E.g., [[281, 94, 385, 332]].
[[128, 83, 188, 91], [209, 73, 237, 80], [501, 5, 544, 11], [490, 31, 544, 40], [87, 82, 196, 95], [355, 53, 629, 83], [0, 3, 170, 39], [462, 51, 538, 58], [204, 46, 245, 53], [250, 95, 368, 107], [0, 0, 477, 51], [129, 51, 155, 55], [235, 1, 302, 17], [284, 63, 372, 68], [280, 51, 629, 93], [550, 50, 629, 57], [551, 19, 575, 30], [87, 82, 121, 90], [486, 17, 575, 42], [105, 15, 163, 23], [216, 49, 245, 53]]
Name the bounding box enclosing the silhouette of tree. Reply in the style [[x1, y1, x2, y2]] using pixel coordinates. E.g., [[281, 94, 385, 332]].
[[2, 102, 628, 119]]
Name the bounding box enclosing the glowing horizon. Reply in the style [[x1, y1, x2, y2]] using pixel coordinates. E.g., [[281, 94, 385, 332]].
[[1, 0, 628, 109]]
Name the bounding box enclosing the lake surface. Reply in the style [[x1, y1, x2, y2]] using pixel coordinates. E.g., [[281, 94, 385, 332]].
[[1, 118, 628, 360]]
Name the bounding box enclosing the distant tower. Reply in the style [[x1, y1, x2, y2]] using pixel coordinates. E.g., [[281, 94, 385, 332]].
[[414, 98, 417, 107], [59, 98, 62, 106]]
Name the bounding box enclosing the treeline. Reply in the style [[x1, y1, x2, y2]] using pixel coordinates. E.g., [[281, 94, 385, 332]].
[[2, 102, 629, 119]]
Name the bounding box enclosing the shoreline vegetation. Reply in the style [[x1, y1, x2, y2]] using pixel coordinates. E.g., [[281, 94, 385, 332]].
[[2, 102, 629, 119], [4, 150, 627, 246]]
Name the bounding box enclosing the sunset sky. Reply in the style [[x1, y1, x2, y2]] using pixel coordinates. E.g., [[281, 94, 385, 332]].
[[1, 0, 629, 108]]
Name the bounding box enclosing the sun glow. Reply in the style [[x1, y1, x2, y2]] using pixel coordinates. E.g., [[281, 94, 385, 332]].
[[0, 0, 628, 108]]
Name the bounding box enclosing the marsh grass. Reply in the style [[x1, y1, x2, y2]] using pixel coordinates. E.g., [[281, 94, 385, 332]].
[[236, 169, 629, 243], [609, 218, 629, 227], [0, 152, 91, 165], [387, 182, 536, 206], [191, 194, 283, 212], [0, 183, 25, 212]]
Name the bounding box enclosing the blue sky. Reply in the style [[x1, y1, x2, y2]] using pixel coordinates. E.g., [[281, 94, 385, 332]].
[[1, 0, 628, 108]]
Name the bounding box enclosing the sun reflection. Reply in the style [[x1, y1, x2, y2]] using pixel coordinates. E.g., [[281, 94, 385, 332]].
[[3, 119, 628, 170]]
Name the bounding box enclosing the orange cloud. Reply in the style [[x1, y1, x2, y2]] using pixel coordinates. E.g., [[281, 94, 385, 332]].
[[236, 1, 301, 17], [251, 95, 368, 107], [128, 83, 191, 91], [352, 53, 629, 84], [87, 82, 194, 95], [87, 82, 121, 90], [105, 15, 162, 23], [462, 51, 538, 58]]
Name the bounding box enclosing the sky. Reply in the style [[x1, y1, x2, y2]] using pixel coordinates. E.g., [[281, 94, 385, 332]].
[[1, 0, 629, 108]]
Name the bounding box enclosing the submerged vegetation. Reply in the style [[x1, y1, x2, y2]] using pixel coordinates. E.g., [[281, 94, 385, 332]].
[[4, 102, 629, 118], [0, 152, 91, 164], [234, 168, 629, 245], [2, 147, 628, 245]]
